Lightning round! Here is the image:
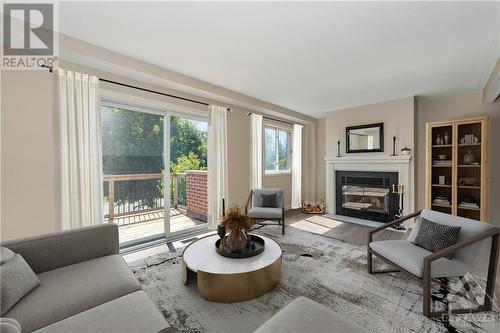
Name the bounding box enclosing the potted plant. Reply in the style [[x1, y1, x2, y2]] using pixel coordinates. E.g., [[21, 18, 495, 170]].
[[220, 205, 252, 252]]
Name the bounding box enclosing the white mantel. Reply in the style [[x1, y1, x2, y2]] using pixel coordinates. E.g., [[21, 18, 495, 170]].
[[324, 155, 414, 217]]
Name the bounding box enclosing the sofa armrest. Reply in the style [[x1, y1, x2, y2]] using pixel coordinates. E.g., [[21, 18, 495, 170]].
[[0, 223, 119, 274]]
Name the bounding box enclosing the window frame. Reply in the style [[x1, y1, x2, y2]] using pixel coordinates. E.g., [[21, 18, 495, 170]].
[[264, 125, 292, 175]]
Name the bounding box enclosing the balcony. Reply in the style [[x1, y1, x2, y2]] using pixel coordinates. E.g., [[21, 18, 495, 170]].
[[103, 171, 207, 244]]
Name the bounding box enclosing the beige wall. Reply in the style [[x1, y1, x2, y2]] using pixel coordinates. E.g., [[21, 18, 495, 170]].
[[1, 61, 316, 240], [1, 71, 57, 239], [318, 97, 416, 202], [417, 92, 500, 225], [315, 118, 326, 202]]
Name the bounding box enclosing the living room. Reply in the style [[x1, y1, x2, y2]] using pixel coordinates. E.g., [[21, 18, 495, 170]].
[[1, 1, 500, 332]]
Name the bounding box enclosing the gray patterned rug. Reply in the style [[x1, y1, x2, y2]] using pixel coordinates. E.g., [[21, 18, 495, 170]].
[[130, 226, 499, 333]]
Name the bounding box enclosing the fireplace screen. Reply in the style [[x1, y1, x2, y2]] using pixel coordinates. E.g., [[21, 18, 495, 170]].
[[336, 171, 399, 222]]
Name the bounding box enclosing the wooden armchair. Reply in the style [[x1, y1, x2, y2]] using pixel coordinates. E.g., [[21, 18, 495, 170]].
[[245, 189, 285, 235], [368, 209, 499, 318]]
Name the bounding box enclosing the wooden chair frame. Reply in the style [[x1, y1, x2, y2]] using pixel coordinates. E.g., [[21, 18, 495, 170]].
[[245, 190, 285, 235], [367, 210, 500, 318]]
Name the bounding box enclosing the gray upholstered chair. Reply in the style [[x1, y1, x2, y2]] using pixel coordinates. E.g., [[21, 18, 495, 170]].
[[245, 189, 285, 235], [368, 209, 499, 318]]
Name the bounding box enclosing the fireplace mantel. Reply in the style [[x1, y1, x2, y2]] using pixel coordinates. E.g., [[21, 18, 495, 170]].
[[324, 155, 414, 218]]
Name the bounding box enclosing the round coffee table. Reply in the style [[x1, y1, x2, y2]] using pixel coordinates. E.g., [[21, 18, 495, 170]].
[[182, 234, 282, 303]]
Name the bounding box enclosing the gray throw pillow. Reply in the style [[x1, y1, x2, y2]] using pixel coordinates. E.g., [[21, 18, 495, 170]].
[[1, 247, 15, 265], [261, 193, 277, 208], [1, 253, 41, 315], [412, 218, 461, 259]]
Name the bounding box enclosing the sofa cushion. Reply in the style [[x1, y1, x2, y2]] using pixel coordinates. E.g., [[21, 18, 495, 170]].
[[369, 240, 470, 278], [1, 247, 15, 264], [5, 254, 141, 332], [1, 254, 41, 315], [254, 296, 368, 333], [248, 207, 283, 219], [33, 291, 169, 333]]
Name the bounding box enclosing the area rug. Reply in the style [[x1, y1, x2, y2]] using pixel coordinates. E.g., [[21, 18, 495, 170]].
[[130, 226, 499, 333]]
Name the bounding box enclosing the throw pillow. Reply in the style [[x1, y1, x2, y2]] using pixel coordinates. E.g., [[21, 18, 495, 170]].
[[1, 254, 41, 315], [412, 218, 461, 259], [261, 193, 277, 208], [1, 247, 15, 265]]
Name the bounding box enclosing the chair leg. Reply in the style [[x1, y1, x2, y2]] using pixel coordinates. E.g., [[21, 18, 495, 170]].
[[484, 233, 499, 311], [282, 217, 285, 235], [422, 266, 431, 317], [367, 251, 373, 274]]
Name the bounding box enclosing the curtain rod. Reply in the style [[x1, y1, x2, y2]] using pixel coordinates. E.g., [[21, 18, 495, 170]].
[[246, 112, 295, 126], [40, 64, 231, 111]]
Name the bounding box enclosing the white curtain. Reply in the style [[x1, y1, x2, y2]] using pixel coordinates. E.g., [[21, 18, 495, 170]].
[[291, 124, 303, 209], [58, 68, 103, 230], [207, 105, 228, 228], [250, 114, 263, 189]]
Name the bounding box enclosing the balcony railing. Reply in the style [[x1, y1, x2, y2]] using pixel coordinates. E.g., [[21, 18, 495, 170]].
[[103, 173, 187, 220]]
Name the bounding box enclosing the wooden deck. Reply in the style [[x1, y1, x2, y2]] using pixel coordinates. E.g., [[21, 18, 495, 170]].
[[111, 208, 205, 243]]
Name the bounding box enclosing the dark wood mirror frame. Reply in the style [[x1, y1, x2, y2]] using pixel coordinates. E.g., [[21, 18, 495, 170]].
[[346, 123, 384, 153]]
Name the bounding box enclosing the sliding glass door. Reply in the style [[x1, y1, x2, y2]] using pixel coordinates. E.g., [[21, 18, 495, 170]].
[[101, 101, 208, 246]]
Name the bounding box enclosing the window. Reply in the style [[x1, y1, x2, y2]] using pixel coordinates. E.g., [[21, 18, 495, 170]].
[[264, 126, 291, 174]]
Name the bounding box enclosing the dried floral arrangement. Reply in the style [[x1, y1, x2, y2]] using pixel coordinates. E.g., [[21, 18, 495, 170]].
[[221, 205, 252, 233]]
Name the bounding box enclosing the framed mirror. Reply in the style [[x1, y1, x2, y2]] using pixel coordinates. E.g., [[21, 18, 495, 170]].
[[346, 123, 384, 153]]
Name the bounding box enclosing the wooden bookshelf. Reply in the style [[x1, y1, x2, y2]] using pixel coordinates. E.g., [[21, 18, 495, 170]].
[[425, 116, 489, 222]]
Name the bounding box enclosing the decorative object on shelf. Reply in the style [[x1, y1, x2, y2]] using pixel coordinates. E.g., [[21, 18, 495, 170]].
[[391, 184, 406, 230], [346, 122, 384, 153], [459, 196, 479, 209], [460, 134, 479, 144], [463, 150, 477, 165], [390, 135, 397, 156], [435, 133, 443, 145], [444, 131, 450, 145], [437, 154, 448, 160], [433, 196, 450, 206], [301, 200, 326, 214], [400, 147, 411, 156], [458, 177, 480, 187], [438, 175, 446, 185], [220, 205, 252, 253]]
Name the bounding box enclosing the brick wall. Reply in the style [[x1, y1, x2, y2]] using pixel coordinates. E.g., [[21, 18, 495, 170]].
[[186, 170, 208, 222]]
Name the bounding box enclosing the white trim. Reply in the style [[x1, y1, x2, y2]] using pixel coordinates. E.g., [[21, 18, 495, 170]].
[[325, 155, 413, 217]]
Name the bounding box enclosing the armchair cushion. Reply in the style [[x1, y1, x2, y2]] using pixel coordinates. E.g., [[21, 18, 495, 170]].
[[248, 207, 283, 219], [369, 240, 470, 278], [408, 209, 494, 270]]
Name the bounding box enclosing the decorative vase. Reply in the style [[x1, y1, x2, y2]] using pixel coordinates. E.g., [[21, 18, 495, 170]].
[[463, 150, 476, 164], [435, 134, 442, 145], [444, 132, 449, 145], [226, 230, 248, 253]]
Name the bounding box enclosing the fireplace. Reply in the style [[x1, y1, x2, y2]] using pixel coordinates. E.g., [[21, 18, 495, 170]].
[[335, 171, 399, 222]]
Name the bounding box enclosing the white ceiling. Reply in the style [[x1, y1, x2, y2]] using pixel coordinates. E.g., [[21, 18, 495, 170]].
[[58, 1, 499, 118]]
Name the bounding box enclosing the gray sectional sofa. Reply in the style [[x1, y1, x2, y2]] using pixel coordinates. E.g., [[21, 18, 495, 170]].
[[1, 224, 170, 333]]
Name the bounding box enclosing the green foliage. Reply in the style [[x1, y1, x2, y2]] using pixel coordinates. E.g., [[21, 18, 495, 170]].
[[101, 107, 207, 209]]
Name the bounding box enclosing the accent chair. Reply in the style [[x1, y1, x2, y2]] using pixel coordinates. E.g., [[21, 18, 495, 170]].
[[367, 209, 499, 318], [245, 189, 285, 235]]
